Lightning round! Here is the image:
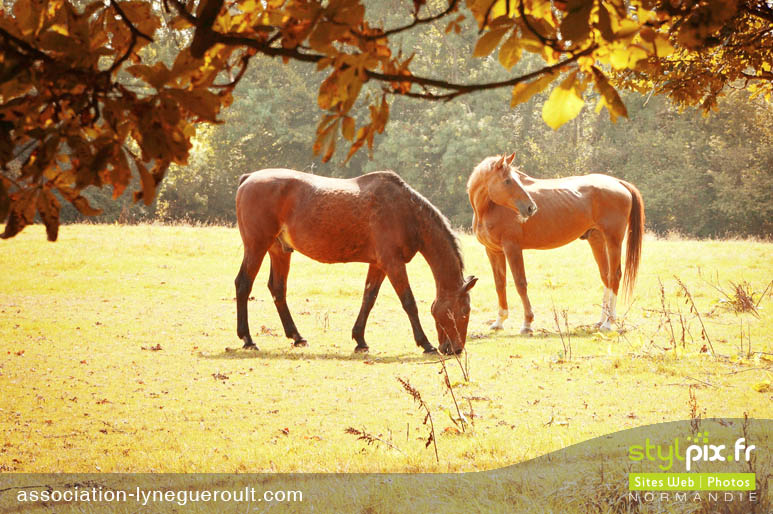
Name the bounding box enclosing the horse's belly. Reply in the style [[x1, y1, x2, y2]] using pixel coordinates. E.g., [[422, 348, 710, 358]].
[[282, 226, 373, 263], [521, 213, 592, 250], [530, 232, 584, 250]]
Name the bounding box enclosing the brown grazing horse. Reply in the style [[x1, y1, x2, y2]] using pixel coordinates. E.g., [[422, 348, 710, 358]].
[[235, 169, 478, 355], [468, 154, 644, 334]]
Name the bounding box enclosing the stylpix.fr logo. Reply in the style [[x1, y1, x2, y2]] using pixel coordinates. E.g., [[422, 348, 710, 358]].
[[628, 432, 756, 471]]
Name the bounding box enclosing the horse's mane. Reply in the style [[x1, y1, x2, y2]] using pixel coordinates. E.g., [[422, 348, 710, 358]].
[[381, 171, 464, 272], [466, 155, 505, 192]]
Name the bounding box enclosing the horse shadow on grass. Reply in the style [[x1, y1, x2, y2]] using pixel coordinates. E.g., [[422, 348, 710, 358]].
[[469, 324, 612, 341], [197, 345, 442, 364]]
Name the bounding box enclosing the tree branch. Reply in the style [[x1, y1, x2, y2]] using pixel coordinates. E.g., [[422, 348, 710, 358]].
[[108, 0, 155, 74], [190, 0, 225, 58], [167, 0, 595, 102], [0, 26, 52, 62], [517, 0, 562, 50], [354, 0, 460, 40], [741, 70, 773, 81]]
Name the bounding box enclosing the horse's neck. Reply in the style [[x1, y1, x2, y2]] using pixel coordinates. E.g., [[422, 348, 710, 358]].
[[418, 220, 463, 295], [513, 168, 537, 186], [469, 177, 492, 220]]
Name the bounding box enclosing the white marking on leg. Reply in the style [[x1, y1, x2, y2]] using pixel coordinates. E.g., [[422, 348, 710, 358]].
[[608, 292, 618, 323], [490, 308, 508, 330], [597, 288, 610, 326], [600, 292, 618, 331], [520, 320, 532, 335]]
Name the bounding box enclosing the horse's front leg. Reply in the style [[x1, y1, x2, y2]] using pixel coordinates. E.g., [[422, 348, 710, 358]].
[[384, 263, 436, 353], [485, 248, 509, 330], [503, 243, 534, 335], [351, 264, 386, 353]]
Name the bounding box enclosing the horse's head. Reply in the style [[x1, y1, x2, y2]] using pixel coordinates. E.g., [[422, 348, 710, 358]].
[[432, 275, 478, 355], [485, 153, 537, 219]]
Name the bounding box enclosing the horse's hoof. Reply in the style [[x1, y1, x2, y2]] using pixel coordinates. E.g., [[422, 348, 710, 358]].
[[292, 339, 308, 347], [598, 324, 613, 333], [423, 346, 438, 354], [519, 327, 533, 336], [489, 322, 504, 331], [354, 345, 369, 353], [242, 343, 258, 350]]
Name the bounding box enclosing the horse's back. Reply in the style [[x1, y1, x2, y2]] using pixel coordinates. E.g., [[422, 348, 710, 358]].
[[236, 169, 416, 263]]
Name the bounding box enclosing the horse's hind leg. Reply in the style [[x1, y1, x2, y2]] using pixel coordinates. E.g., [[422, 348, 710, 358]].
[[601, 228, 625, 331], [235, 246, 269, 349], [486, 248, 509, 330], [586, 229, 612, 329], [351, 264, 386, 352], [267, 244, 307, 347], [503, 243, 533, 335]]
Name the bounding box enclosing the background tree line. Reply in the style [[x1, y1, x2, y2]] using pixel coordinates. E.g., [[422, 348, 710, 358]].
[[65, 2, 773, 239], [3, 0, 772, 239]]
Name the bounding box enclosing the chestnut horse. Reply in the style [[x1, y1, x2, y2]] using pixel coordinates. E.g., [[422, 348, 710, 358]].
[[468, 154, 644, 333], [235, 168, 478, 355]]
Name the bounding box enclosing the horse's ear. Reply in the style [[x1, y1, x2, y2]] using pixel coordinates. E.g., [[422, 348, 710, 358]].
[[494, 155, 505, 169], [460, 276, 478, 294], [506, 153, 516, 165]]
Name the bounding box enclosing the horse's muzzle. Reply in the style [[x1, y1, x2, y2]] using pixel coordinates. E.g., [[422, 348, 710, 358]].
[[516, 200, 538, 219], [439, 340, 462, 355]]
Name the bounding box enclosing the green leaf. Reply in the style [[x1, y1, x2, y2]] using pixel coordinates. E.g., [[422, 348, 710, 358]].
[[542, 70, 585, 129], [473, 27, 511, 57]]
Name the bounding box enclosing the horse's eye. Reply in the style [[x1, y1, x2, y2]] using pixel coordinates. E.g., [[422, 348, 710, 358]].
[[504, 178, 512, 184]]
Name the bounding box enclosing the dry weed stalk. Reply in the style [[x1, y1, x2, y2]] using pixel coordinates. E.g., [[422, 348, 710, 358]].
[[344, 427, 403, 454], [702, 270, 772, 318], [551, 302, 571, 360], [396, 377, 438, 462], [443, 311, 470, 381], [658, 278, 678, 349], [674, 276, 715, 357], [688, 385, 702, 434], [437, 357, 467, 432]]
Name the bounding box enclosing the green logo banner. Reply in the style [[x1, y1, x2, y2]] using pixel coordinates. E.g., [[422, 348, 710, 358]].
[[629, 472, 756, 491]]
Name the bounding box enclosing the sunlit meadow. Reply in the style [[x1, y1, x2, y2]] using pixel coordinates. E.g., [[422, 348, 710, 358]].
[[0, 224, 770, 473]]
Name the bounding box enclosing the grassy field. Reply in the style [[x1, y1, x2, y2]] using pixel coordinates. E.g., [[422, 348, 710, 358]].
[[0, 223, 771, 474]]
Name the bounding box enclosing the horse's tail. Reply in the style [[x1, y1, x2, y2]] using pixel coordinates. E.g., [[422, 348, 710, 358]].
[[619, 180, 644, 300]]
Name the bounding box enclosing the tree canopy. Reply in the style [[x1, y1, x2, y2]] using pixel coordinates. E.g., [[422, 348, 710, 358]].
[[0, 0, 771, 239]]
